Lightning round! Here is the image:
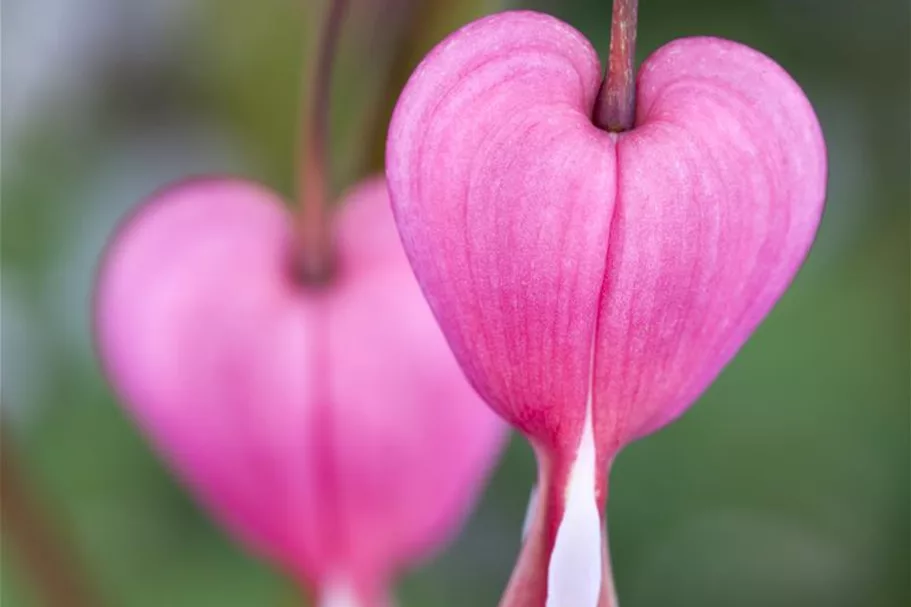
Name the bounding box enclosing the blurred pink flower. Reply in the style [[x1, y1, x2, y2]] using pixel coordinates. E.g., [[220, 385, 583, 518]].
[[386, 10, 826, 606], [94, 176, 506, 606]]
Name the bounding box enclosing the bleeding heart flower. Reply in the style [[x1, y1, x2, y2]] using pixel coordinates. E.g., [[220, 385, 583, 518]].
[[94, 176, 506, 606], [386, 9, 826, 606]]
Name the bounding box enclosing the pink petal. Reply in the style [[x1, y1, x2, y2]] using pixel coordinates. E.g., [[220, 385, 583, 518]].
[[96, 177, 312, 565], [594, 37, 827, 449], [387, 11, 617, 454], [94, 176, 506, 595]]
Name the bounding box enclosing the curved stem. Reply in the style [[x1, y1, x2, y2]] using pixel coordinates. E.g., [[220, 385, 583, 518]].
[[363, 0, 465, 174], [594, 0, 639, 132], [1, 424, 105, 607], [297, 0, 349, 284]]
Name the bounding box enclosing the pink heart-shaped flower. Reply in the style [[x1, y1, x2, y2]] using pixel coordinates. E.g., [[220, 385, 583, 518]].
[[94, 176, 506, 605], [386, 10, 826, 606]]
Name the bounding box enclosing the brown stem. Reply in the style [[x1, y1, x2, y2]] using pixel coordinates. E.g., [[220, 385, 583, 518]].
[[363, 0, 492, 175], [297, 0, 349, 284], [1, 425, 105, 607], [594, 0, 639, 132], [498, 448, 616, 607], [363, 0, 438, 174]]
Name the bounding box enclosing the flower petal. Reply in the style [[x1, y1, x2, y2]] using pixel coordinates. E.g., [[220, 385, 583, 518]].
[[592, 38, 827, 449], [94, 178, 320, 568], [387, 11, 616, 452]]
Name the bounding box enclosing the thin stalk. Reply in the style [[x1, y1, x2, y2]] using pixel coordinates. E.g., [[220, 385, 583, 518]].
[[297, 0, 350, 284], [594, 0, 640, 132], [364, 0, 441, 173], [1, 425, 105, 607], [363, 0, 492, 174]]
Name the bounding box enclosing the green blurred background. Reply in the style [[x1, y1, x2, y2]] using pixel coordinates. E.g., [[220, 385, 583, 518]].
[[2, 0, 908, 605]]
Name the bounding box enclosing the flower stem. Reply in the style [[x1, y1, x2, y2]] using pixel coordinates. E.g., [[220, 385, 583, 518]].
[[1, 425, 105, 607], [363, 0, 468, 174], [297, 0, 349, 284], [365, 0, 438, 174], [594, 0, 639, 132]]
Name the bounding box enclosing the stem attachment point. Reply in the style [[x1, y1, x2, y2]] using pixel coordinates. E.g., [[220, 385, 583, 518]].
[[594, 0, 639, 132], [296, 0, 350, 285]]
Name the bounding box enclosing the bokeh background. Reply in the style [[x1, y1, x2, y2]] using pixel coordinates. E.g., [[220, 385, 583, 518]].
[[2, 0, 908, 605]]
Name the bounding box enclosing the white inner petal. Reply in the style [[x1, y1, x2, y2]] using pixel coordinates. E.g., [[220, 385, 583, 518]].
[[545, 389, 602, 607], [319, 580, 361, 607], [522, 483, 539, 542]]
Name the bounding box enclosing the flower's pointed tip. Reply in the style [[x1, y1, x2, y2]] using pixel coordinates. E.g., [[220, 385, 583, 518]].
[[546, 399, 602, 607]]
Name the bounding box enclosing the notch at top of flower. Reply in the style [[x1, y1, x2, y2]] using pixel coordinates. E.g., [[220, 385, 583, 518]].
[[386, 3, 827, 606]]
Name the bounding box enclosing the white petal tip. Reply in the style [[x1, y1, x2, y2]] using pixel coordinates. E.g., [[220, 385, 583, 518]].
[[319, 580, 362, 607], [546, 400, 602, 607]]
